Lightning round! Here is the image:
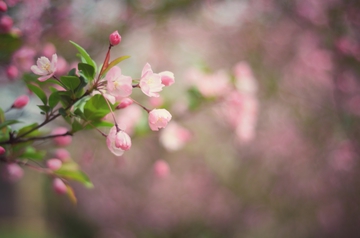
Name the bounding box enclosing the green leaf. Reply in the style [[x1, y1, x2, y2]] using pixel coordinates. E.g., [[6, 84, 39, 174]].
[[55, 164, 93, 188], [38, 105, 51, 113], [27, 84, 47, 105], [47, 79, 65, 88], [49, 91, 60, 109], [103, 55, 130, 75], [83, 120, 114, 130], [71, 119, 83, 133], [0, 120, 20, 130], [69, 40, 97, 73], [17, 123, 40, 137], [78, 63, 95, 81], [60, 76, 80, 91], [0, 108, 4, 123], [83, 94, 114, 121], [18, 146, 46, 160]]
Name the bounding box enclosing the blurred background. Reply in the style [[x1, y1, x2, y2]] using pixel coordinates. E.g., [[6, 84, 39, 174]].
[[1, 0, 360, 237]]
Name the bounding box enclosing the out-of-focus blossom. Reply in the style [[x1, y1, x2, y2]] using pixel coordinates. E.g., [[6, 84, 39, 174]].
[[0, 146, 5, 155], [52, 127, 72, 146], [148, 109, 172, 131], [12, 47, 36, 72], [6, 65, 18, 80], [31, 54, 57, 82], [109, 30, 121, 46], [140, 63, 164, 97], [106, 66, 132, 98], [5, 163, 23, 182], [149, 97, 163, 108], [153, 160, 170, 178], [12, 95, 29, 109], [55, 56, 69, 76], [116, 98, 133, 109], [54, 148, 70, 162], [0, 15, 12, 33], [159, 121, 192, 151], [106, 126, 124, 156], [53, 178, 67, 194], [233, 61, 258, 94], [116, 105, 142, 135], [159, 71, 175, 86], [115, 130, 132, 151], [0, 1, 7, 12], [330, 141, 355, 172], [186, 68, 230, 98], [47, 158, 62, 171], [42, 43, 56, 58]]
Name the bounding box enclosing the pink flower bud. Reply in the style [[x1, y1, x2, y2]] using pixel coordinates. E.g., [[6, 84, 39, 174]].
[[0, 15, 12, 33], [159, 71, 175, 86], [106, 126, 125, 156], [109, 30, 121, 46], [52, 127, 72, 146], [115, 130, 132, 151], [116, 98, 133, 109], [0, 146, 5, 155], [148, 109, 172, 131], [6, 65, 18, 80], [153, 160, 170, 178], [12, 95, 29, 109], [54, 148, 70, 162], [47, 158, 62, 171], [0, 1, 7, 12], [53, 178, 67, 194], [5, 163, 24, 182]]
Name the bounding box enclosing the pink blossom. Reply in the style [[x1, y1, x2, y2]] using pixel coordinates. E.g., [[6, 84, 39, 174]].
[[47, 158, 62, 171], [54, 148, 70, 162], [115, 130, 132, 151], [6, 65, 18, 80], [12, 95, 29, 109], [0, 15, 12, 33], [159, 121, 191, 151], [0, 1, 7, 12], [5, 163, 23, 182], [153, 160, 170, 178], [109, 30, 121, 46], [159, 71, 175, 86], [92, 89, 116, 105], [106, 126, 125, 156], [55, 56, 69, 76], [116, 98, 133, 109], [0, 146, 5, 155], [12, 47, 36, 72], [106, 66, 133, 98], [42, 43, 56, 58], [233, 61, 258, 94], [148, 109, 172, 131], [53, 178, 67, 194], [31, 54, 57, 82], [52, 127, 72, 146], [139, 63, 164, 97], [116, 105, 142, 135], [149, 97, 163, 108]]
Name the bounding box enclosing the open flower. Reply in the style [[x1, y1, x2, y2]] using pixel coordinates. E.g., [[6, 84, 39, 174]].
[[106, 66, 133, 98], [139, 63, 164, 97], [30, 54, 57, 81], [148, 109, 172, 131]]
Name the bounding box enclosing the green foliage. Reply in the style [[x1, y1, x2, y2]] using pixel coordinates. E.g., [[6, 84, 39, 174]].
[[69, 40, 97, 74], [78, 63, 96, 81], [102, 55, 130, 75], [55, 162, 94, 188], [0, 33, 22, 63], [83, 94, 115, 121], [18, 146, 46, 160], [27, 84, 47, 105]]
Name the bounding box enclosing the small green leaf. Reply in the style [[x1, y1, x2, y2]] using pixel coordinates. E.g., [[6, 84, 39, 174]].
[[47, 79, 65, 88], [60, 76, 80, 91], [49, 91, 60, 109], [69, 40, 97, 73], [78, 63, 95, 81], [18, 146, 46, 160], [71, 119, 83, 133], [55, 165, 93, 188], [0, 108, 4, 123], [38, 105, 51, 113], [103, 55, 130, 75], [27, 84, 47, 105], [58, 108, 67, 117], [83, 94, 114, 121], [0, 120, 20, 130], [17, 123, 40, 137]]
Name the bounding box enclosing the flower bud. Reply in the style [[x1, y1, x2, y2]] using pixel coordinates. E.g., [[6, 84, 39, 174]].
[[47, 158, 62, 171], [153, 160, 170, 178], [6, 65, 18, 80], [116, 98, 133, 109], [5, 163, 24, 182], [148, 109, 172, 131], [109, 30, 121, 46], [12, 95, 29, 109], [115, 130, 132, 151], [0, 15, 12, 33], [53, 178, 67, 194], [52, 127, 72, 146], [0, 146, 5, 155], [159, 71, 175, 86], [0, 1, 7, 12], [54, 148, 70, 162]]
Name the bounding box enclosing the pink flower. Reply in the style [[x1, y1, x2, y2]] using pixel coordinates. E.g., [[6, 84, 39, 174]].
[[5, 163, 24, 182], [6, 65, 18, 80], [52, 127, 72, 146], [160, 121, 191, 151], [0, 1, 7, 12], [148, 109, 172, 131], [106, 126, 125, 156], [109, 30, 121, 46], [159, 71, 175, 86], [31, 54, 57, 82], [0, 15, 12, 33], [153, 160, 170, 178], [54, 148, 70, 162], [106, 66, 133, 98], [139, 63, 164, 97], [0, 146, 5, 155], [115, 130, 132, 151], [116, 98, 133, 109], [12, 95, 29, 109], [47, 158, 62, 171], [53, 178, 67, 194], [12, 47, 36, 72]]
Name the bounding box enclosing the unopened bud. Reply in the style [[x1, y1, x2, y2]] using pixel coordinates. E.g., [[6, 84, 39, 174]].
[[0, 15, 12, 33], [47, 158, 62, 171], [117, 98, 133, 109], [109, 30, 121, 46], [5, 163, 24, 182], [6, 65, 18, 80], [12, 95, 29, 109], [53, 178, 67, 194], [153, 160, 170, 178], [52, 127, 72, 146], [0, 146, 5, 155], [0, 1, 7, 12]]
